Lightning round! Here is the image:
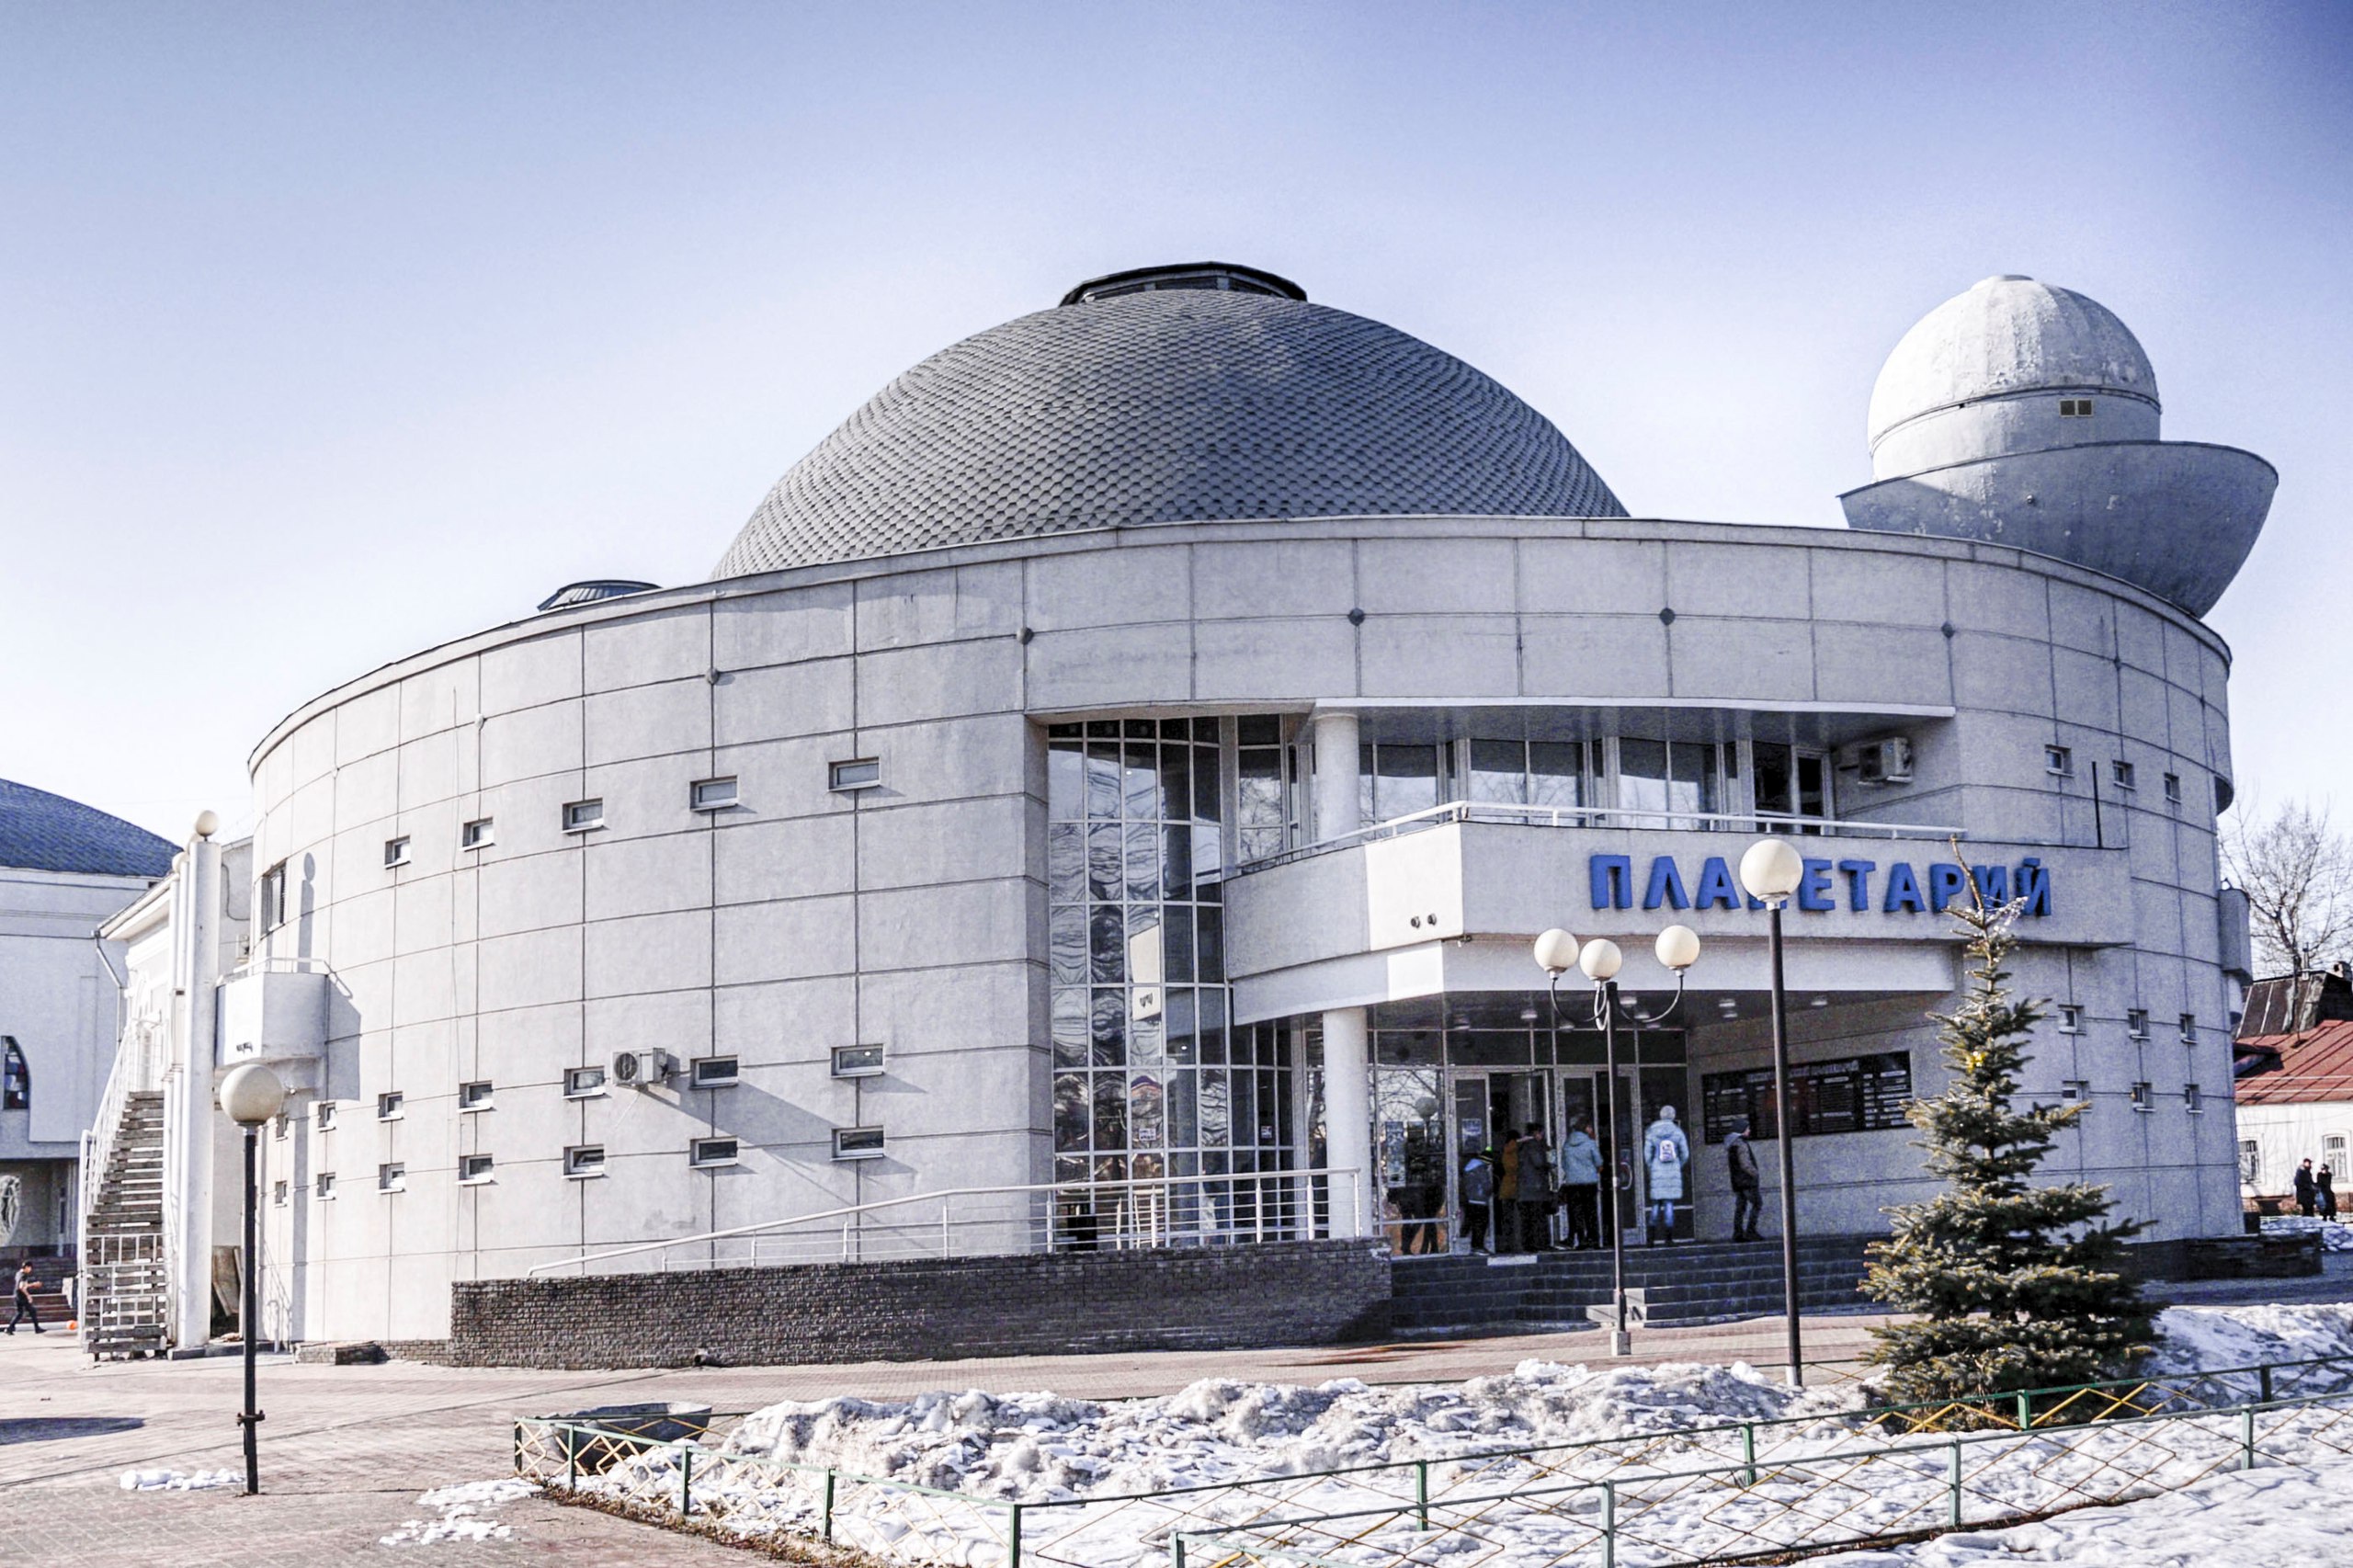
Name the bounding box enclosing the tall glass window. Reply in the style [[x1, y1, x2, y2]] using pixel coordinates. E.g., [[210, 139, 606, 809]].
[[1235, 716, 1292, 863], [1617, 739, 1722, 829], [1468, 739, 1587, 811], [1753, 742, 1831, 830], [1048, 719, 1291, 1244], [1358, 744, 1445, 824]]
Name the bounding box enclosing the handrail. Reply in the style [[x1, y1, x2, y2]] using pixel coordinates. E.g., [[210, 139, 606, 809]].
[[1232, 800, 1966, 875], [529, 1166, 1365, 1277]]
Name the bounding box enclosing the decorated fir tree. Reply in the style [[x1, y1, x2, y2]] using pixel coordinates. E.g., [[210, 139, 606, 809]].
[[1860, 874, 2153, 1403]]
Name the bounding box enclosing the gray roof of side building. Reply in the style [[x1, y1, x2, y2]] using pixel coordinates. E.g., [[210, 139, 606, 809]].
[[713, 286, 1628, 579], [0, 778, 175, 879]]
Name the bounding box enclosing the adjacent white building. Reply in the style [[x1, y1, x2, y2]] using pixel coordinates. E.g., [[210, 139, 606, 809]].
[[88, 263, 2274, 1349]]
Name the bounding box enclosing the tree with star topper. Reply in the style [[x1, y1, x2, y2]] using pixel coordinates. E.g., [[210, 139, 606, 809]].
[[1859, 865, 2153, 1407]]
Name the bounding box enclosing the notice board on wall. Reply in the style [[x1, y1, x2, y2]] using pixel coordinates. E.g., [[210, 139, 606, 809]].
[[1700, 1052, 1914, 1143]]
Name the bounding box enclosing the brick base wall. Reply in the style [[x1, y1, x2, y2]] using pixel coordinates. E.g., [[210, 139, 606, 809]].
[[445, 1240, 1392, 1370]]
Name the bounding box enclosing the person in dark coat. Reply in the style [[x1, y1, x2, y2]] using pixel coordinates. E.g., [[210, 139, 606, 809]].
[[2320, 1164, 2339, 1222], [1516, 1122, 1557, 1251], [6, 1261, 41, 1335], [1461, 1145, 1496, 1254], [1725, 1118, 1764, 1242], [2296, 1158, 2318, 1218]]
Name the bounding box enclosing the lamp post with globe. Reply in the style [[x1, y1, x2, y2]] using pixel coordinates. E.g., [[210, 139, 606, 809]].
[[1738, 836, 1809, 1387], [1533, 924, 1701, 1357], [218, 1062, 287, 1494]]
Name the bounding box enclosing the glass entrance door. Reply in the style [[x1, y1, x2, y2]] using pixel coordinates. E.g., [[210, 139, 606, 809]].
[[1449, 1071, 1551, 1251], [1570, 1065, 1693, 1242]]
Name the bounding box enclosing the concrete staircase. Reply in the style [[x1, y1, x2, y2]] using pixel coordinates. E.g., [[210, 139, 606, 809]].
[[1389, 1235, 1879, 1335], [80, 1089, 169, 1359]]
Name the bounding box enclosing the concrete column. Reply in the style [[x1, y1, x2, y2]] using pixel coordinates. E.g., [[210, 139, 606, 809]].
[[1310, 710, 1362, 843], [168, 828, 222, 1351], [1321, 1006, 1373, 1238]]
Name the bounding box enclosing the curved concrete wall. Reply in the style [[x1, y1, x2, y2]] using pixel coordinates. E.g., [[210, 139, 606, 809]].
[[244, 517, 2244, 1341]]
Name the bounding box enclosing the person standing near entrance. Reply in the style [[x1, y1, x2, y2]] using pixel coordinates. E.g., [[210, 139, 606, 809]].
[[6, 1261, 40, 1335], [1725, 1118, 1764, 1242], [1461, 1144, 1495, 1254], [1495, 1131, 1523, 1252], [1643, 1106, 1691, 1245], [2296, 1158, 2318, 1217], [1557, 1118, 1603, 1250], [2322, 1164, 2339, 1222], [1516, 1121, 1556, 1250]]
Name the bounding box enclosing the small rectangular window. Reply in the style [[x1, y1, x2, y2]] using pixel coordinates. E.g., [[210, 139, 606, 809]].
[[690, 1137, 739, 1168], [833, 1126, 886, 1160], [690, 777, 740, 812], [460, 1154, 495, 1184], [459, 1080, 494, 1111], [2126, 1008, 2149, 1040], [2056, 1005, 2084, 1034], [689, 1056, 739, 1088], [383, 835, 412, 869], [315, 1172, 336, 1201], [2131, 1082, 2154, 1112], [315, 1101, 336, 1131], [272, 1113, 290, 1142], [2044, 745, 2074, 778], [2110, 760, 2136, 790], [378, 1162, 406, 1193], [2059, 398, 2095, 417], [2063, 1080, 2091, 1108], [563, 1066, 607, 1098], [563, 799, 605, 833], [260, 862, 290, 931], [2240, 1140, 2261, 1185], [272, 1179, 289, 1207], [563, 1144, 606, 1178], [461, 817, 494, 850], [377, 1091, 404, 1120], [832, 1044, 886, 1078], [2179, 1013, 2198, 1043], [829, 758, 881, 792], [2186, 1085, 2205, 1114]]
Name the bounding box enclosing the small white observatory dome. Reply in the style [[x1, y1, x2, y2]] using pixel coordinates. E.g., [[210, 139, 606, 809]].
[[1868, 276, 2161, 480]]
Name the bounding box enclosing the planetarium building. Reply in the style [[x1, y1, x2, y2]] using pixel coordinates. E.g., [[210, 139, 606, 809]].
[[95, 264, 2276, 1348]]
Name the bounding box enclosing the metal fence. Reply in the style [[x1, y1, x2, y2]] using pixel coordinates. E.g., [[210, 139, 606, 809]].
[[512, 1351, 2353, 1568]]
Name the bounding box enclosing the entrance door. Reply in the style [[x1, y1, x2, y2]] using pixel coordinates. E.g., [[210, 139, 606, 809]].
[[1573, 1064, 1693, 1242], [1449, 1071, 1551, 1251]]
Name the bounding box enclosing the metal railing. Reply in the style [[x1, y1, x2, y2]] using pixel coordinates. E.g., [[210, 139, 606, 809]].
[[512, 1351, 2353, 1568], [529, 1167, 1365, 1278], [1232, 801, 1965, 876]]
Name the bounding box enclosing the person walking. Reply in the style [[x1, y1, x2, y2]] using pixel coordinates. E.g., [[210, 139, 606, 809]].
[[1557, 1117, 1603, 1251], [2295, 1158, 2318, 1218], [1643, 1105, 1692, 1245], [6, 1261, 41, 1335], [2321, 1164, 2339, 1222], [1725, 1117, 1764, 1242], [1461, 1144, 1495, 1254], [1495, 1129, 1523, 1252], [1516, 1122, 1557, 1251]]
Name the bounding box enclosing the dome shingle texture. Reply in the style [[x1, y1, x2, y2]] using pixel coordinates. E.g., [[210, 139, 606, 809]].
[[714, 290, 1626, 578], [0, 778, 174, 879]]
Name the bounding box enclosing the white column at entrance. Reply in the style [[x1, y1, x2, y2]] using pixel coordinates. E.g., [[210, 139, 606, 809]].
[[1310, 709, 1362, 843], [1321, 1006, 1374, 1239], [167, 822, 222, 1352]]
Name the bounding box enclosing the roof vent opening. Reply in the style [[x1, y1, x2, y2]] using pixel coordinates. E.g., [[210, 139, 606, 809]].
[[1060, 262, 1306, 308], [538, 580, 658, 613]]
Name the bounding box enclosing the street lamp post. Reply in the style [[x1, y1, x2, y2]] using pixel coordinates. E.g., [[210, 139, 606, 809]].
[[218, 1062, 287, 1495], [1739, 837, 1808, 1388], [1534, 925, 1701, 1357]]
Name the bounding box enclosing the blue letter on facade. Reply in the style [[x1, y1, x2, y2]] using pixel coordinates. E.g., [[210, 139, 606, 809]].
[[1971, 864, 2010, 904], [1642, 856, 1690, 911], [1797, 858, 1836, 912], [2016, 858, 2052, 916], [1884, 862, 1925, 913], [1836, 859, 1876, 912], [1694, 857, 1743, 910], [1927, 862, 1969, 913], [1591, 855, 1633, 910]]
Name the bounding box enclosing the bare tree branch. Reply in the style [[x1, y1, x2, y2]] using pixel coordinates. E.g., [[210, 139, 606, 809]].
[[2221, 796, 2353, 983]]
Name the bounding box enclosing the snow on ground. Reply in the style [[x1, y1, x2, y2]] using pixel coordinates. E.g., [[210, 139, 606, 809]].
[[1810, 1453, 2353, 1566], [2147, 1301, 2353, 1381], [119, 1468, 238, 1491], [2260, 1214, 2353, 1251], [379, 1477, 537, 1546]]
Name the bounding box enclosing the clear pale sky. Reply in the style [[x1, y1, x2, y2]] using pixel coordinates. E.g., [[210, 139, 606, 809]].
[[4, 3, 2347, 845]]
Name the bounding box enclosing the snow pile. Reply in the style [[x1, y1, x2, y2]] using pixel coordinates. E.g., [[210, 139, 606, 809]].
[[379, 1477, 537, 1546], [2260, 1214, 2353, 1250], [2147, 1302, 2353, 1381], [1810, 1452, 2353, 1566], [119, 1468, 238, 1491]]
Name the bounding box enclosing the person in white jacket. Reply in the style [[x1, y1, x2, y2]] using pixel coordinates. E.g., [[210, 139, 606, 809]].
[[1642, 1106, 1692, 1246]]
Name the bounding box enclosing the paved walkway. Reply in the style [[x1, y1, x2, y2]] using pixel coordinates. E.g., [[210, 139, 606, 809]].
[[2, 1259, 2343, 1566]]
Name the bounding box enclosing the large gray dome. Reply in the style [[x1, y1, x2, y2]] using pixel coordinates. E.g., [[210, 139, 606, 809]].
[[713, 282, 1626, 578]]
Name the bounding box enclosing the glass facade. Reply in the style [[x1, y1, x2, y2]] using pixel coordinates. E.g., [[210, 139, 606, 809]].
[[1047, 719, 1295, 1242]]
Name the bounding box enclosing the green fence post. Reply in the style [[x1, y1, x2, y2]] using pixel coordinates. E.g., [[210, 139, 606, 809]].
[[567, 1426, 578, 1493], [2260, 1364, 2276, 1404], [1742, 1422, 1757, 1487], [1415, 1460, 1430, 1530], [1602, 1481, 1616, 1568], [2243, 1406, 2258, 1471], [1008, 1502, 1023, 1568], [1172, 1533, 1186, 1568], [823, 1470, 836, 1541], [2016, 1392, 2033, 1431], [511, 1421, 521, 1476], [678, 1446, 693, 1519], [1948, 1440, 1963, 1528]]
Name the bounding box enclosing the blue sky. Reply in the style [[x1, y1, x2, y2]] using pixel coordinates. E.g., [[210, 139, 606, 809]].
[[4, 3, 2347, 841]]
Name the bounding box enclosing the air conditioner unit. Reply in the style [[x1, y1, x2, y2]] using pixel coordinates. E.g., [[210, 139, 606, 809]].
[[1854, 736, 1915, 785], [609, 1049, 675, 1088]]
